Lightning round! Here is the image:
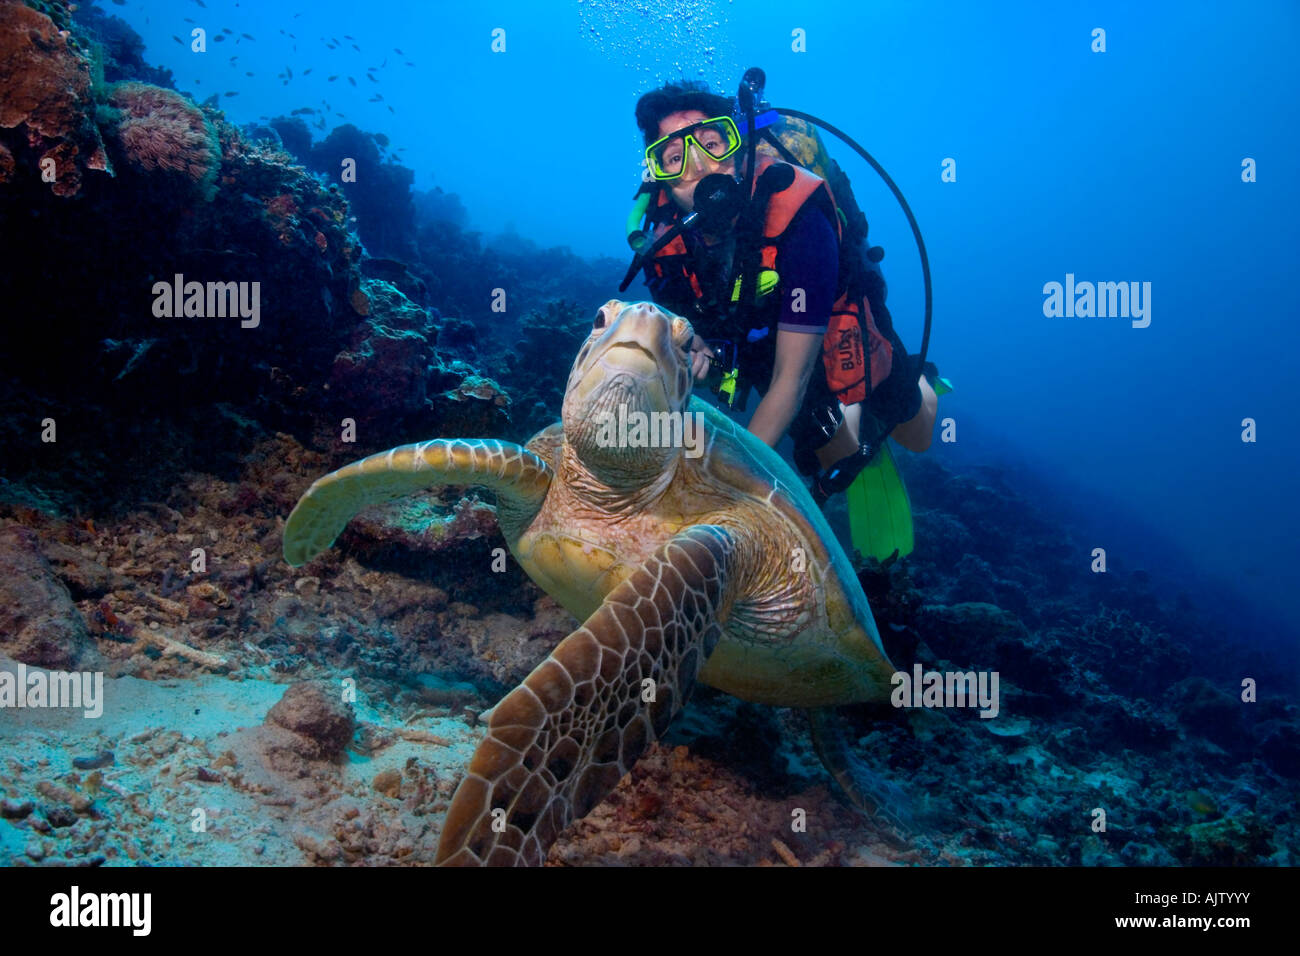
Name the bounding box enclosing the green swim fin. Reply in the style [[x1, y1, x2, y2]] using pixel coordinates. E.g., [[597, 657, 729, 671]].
[[847, 370, 951, 562], [846, 440, 913, 562]]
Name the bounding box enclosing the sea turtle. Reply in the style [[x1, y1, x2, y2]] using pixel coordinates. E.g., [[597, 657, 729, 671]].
[[283, 299, 909, 866]]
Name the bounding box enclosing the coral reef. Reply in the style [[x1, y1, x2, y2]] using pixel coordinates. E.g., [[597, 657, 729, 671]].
[[0, 50, 506, 516], [0, 0, 110, 197], [327, 279, 510, 448], [104, 81, 220, 200], [311, 124, 416, 258], [0, 522, 95, 668], [72, 1, 173, 88], [488, 299, 591, 441], [270, 120, 417, 260]]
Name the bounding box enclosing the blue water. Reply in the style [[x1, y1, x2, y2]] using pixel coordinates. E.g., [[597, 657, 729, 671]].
[[118, 0, 1299, 650]]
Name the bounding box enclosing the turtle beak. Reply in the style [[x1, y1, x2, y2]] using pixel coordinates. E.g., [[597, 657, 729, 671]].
[[566, 302, 694, 427], [590, 303, 677, 385]]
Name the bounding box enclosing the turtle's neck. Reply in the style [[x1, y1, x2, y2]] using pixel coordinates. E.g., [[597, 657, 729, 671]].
[[558, 441, 679, 515]]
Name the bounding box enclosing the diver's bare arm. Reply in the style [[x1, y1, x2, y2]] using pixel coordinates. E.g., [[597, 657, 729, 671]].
[[890, 374, 938, 452], [748, 329, 823, 448]]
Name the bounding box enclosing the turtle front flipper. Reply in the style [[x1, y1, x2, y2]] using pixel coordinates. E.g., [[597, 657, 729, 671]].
[[283, 439, 553, 567], [435, 525, 738, 866], [807, 706, 916, 845]]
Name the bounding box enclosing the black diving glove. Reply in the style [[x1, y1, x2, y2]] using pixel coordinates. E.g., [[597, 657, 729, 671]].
[[811, 440, 883, 507], [876, 352, 923, 426]]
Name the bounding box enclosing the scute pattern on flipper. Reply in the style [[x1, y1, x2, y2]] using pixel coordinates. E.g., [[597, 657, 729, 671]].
[[435, 525, 736, 866], [282, 438, 552, 567]]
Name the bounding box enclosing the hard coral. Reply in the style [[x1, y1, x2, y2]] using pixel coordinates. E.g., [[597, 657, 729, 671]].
[[0, 0, 110, 196], [105, 81, 220, 200], [264, 190, 297, 222], [0, 141, 15, 183]]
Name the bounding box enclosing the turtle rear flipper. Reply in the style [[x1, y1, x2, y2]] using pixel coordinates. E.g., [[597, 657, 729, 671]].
[[807, 706, 916, 845], [435, 525, 738, 866]]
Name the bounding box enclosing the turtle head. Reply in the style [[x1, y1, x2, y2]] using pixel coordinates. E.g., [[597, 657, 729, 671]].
[[562, 300, 696, 484]]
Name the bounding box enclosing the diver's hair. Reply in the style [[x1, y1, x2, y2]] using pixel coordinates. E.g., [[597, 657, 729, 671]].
[[635, 81, 735, 146]]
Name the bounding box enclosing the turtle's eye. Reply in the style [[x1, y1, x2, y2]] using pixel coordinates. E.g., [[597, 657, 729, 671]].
[[592, 308, 607, 331]]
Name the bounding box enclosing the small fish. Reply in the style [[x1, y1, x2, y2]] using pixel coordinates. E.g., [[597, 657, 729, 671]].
[[366, 73, 377, 82], [388, 106, 394, 113], [1185, 790, 1219, 817], [287, 67, 293, 79], [368, 94, 381, 102], [348, 76, 356, 86], [343, 35, 355, 41], [405, 61, 415, 67], [224, 91, 238, 97], [242, 33, 255, 41], [111, 0, 125, 5], [394, 48, 404, 55], [221, 27, 233, 35], [352, 44, 361, 52], [172, 35, 182, 44], [327, 75, 338, 81], [214, 34, 225, 42], [184, 17, 195, 24], [194, 0, 207, 7], [228, 56, 237, 62], [303, 68, 313, 75], [245, 71, 254, 76]]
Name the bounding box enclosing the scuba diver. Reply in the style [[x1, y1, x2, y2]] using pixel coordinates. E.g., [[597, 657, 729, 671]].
[[622, 70, 945, 562]]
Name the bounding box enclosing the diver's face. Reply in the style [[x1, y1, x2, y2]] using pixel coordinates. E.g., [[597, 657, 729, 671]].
[[657, 110, 736, 214]]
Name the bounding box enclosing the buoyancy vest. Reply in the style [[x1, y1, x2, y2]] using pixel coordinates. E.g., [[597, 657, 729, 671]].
[[643, 154, 893, 408]]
